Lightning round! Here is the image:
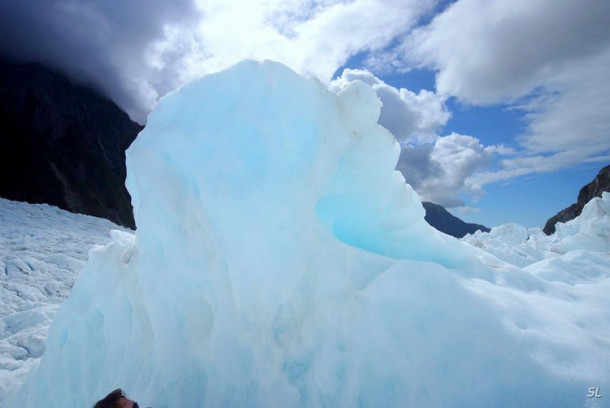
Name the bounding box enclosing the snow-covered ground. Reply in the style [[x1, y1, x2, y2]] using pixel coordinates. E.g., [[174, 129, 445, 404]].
[[1, 61, 609, 407], [0, 198, 126, 399]]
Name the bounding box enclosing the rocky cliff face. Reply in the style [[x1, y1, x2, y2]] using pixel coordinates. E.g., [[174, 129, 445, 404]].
[[0, 59, 141, 228], [422, 201, 490, 238], [543, 165, 610, 235]]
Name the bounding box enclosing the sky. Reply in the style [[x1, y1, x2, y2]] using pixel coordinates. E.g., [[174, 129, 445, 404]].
[[0, 0, 609, 228]]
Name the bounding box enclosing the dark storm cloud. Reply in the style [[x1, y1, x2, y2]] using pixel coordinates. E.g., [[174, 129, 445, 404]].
[[0, 0, 200, 123]]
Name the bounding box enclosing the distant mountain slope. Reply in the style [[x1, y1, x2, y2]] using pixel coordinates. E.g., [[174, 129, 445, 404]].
[[543, 164, 610, 235], [422, 201, 490, 238], [0, 59, 141, 228]]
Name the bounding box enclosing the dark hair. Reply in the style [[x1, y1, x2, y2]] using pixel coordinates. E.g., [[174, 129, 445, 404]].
[[94, 388, 126, 408]]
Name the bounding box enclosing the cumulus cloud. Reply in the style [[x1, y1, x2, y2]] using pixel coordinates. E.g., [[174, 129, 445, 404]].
[[401, 0, 610, 104], [397, 133, 496, 207], [374, 0, 610, 191], [516, 47, 610, 157], [0, 0, 438, 123], [330, 69, 449, 144]]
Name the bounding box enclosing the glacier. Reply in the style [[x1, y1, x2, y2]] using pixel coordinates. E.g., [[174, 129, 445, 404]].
[[463, 193, 610, 268], [0, 198, 127, 399], [4, 60, 610, 407]]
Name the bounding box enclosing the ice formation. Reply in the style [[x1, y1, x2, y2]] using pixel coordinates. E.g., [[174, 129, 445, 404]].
[[6, 61, 610, 407], [462, 223, 549, 267], [0, 198, 125, 399], [463, 192, 610, 267], [551, 192, 610, 253]]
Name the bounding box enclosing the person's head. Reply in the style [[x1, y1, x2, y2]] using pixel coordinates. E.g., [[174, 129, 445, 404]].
[[93, 388, 139, 408]]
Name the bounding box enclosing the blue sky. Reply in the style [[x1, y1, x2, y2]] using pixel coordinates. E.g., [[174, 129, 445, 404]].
[[1, 0, 608, 228]]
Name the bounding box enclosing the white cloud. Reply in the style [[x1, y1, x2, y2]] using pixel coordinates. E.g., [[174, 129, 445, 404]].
[[287, 0, 436, 78], [516, 47, 610, 156], [330, 69, 450, 144], [450, 206, 481, 216], [468, 150, 610, 195], [377, 0, 610, 192], [400, 0, 610, 103], [462, 48, 610, 190], [162, 0, 439, 91], [0, 0, 440, 123], [397, 133, 495, 207]]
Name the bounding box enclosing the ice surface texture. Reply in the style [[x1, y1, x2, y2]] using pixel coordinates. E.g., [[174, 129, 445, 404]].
[[7, 61, 610, 407], [0, 198, 124, 400], [463, 192, 610, 268]]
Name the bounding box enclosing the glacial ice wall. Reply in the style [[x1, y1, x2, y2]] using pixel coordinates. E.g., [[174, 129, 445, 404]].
[[7, 61, 609, 407]]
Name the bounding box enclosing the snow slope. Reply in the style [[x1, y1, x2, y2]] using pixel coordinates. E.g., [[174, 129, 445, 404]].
[[0, 198, 125, 399], [3, 61, 610, 407]]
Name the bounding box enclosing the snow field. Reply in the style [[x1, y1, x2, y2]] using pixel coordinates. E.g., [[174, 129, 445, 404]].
[[0, 198, 126, 400]]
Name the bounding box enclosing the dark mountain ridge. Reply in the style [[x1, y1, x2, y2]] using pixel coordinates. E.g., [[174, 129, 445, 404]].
[[0, 58, 141, 228], [422, 201, 490, 238], [543, 165, 610, 235]]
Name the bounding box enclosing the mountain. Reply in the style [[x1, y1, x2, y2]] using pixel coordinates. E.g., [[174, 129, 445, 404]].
[[543, 164, 610, 235], [422, 201, 490, 238], [0, 58, 141, 228]]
